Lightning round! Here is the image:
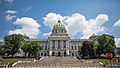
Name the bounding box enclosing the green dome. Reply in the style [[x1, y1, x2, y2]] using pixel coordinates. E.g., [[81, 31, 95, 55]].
[[53, 20, 65, 28]]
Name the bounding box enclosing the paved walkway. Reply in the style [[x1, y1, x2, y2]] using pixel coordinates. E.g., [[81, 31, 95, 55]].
[[12, 57, 104, 68]]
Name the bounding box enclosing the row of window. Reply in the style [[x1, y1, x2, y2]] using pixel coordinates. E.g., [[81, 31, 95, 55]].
[[52, 40, 66, 49], [72, 53, 77, 56], [71, 46, 77, 50], [52, 29, 66, 34], [44, 45, 78, 50]]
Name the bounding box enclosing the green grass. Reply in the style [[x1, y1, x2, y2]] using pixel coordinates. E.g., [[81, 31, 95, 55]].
[[0, 58, 34, 64], [84, 59, 111, 64]]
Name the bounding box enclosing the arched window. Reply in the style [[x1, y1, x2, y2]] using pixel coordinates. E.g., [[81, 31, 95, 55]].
[[72, 53, 74, 56], [64, 52, 66, 56], [52, 52, 55, 56], [41, 53, 43, 56]]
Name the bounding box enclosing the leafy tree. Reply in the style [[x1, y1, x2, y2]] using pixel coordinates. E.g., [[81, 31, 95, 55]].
[[117, 48, 120, 55], [21, 42, 28, 57], [96, 34, 116, 57], [78, 45, 82, 56], [0, 41, 5, 56], [21, 41, 43, 57], [4, 34, 28, 57], [81, 41, 95, 58]]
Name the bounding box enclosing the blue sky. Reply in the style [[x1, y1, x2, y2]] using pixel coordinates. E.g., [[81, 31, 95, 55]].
[[0, 0, 120, 46]]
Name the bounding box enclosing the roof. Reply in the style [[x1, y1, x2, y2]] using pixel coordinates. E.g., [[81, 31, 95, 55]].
[[53, 20, 65, 28]]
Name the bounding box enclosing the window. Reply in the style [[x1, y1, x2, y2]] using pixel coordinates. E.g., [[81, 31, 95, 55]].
[[52, 41, 55, 49], [41, 53, 43, 56], [71, 46, 73, 50], [75, 46, 77, 50], [59, 30, 60, 33], [45, 46, 47, 50], [63, 41, 66, 48], [55, 30, 57, 33], [72, 53, 74, 56], [62, 30, 64, 33], [58, 41, 61, 49], [64, 52, 66, 56], [44, 53, 46, 56]]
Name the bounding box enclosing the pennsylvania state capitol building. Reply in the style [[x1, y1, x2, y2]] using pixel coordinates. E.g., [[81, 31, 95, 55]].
[[28, 20, 88, 57]]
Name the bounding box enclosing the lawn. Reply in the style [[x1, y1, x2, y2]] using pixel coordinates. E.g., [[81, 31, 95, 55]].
[[0, 58, 34, 64], [84, 58, 112, 64]]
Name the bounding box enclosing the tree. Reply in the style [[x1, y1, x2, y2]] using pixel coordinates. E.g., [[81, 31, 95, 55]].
[[117, 48, 120, 56], [21, 41, 43, 57], [81, 41, 95, 58], [78, 45, 82, 56], [21, 42, 28, 57], [96, 34, 116, 57], [0, 41, 5, 56], [4, 34, 28, 57]]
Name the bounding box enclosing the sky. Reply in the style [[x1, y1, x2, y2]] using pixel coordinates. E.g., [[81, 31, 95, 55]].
[[0, 0, 120, 47]]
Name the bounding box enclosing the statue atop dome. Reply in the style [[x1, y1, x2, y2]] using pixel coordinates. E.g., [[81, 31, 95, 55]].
[[58, 19, 61, 23]]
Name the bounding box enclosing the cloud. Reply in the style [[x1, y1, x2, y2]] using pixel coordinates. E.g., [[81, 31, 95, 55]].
[[5, 0, 14, 4], [65, 13, 88, 37], [113, 19, 120, 27], [43, 13, 108, 39], [5, 10, 17, 21], [115, 38, 120, 47], [43, 12, 67, 29], [5, 14, 16, 21], [43, 32, 51, 36], [5, 10, 17, 14], [8, 17, 41, 38]]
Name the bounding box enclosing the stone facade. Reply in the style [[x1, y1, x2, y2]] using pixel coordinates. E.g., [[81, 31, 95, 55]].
[[29, 20, 87, 57]]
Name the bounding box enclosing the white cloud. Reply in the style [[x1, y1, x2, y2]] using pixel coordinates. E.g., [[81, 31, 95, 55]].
[[8, 17, 41, 38], [5, 10, 17, 21], [5, 0, 14, 4], [43, 12, 67, 29], [43, 13, 108, 39], [5, 10, 17, 14], [115, 38, 120, 47], [113, 19, 120, 27], [5, 14, 16, 21], [43, 32, 51, 36]]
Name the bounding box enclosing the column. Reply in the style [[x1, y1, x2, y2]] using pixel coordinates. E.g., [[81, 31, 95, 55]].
[[55, 40, 58, 50], [61, 41, 63, 50], [49, 41, 52, 56], [50, 41, 52, 50]]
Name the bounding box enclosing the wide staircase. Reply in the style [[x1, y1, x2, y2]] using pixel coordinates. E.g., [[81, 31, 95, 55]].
[[12, 57, 104, 68]]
